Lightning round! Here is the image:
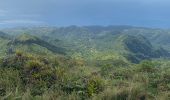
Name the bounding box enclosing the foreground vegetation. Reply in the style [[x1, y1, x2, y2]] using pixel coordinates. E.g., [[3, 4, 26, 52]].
[[0, 51, 170, 100]]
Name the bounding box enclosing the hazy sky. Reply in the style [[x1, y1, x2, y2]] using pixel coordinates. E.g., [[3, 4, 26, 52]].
[[0, 0, 170, 28]]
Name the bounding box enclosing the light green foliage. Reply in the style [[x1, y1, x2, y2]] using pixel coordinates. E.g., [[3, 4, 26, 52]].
[[86, 75, 104, 97], [138, 60, 158, 73]]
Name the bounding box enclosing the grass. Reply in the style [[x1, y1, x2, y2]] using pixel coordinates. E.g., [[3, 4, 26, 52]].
[[0, 51, 169, 100]]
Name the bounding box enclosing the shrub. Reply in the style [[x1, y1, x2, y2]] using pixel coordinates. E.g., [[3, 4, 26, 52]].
[[0, 84, 6, 96], [0, 69, 22, 97], [100, 64, 113, 77], [138, 60, 158, 73], [111, 68, 133, 80], [21, 60, 56, 95], [0, 51, 28, 70], [86, 76, 104, 97]]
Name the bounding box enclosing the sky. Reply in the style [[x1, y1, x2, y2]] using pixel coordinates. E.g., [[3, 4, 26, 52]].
[[0, 0, 170, 28]]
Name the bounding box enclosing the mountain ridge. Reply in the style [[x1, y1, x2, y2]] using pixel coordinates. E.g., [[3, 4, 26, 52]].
[[1, 26, 170, 63]]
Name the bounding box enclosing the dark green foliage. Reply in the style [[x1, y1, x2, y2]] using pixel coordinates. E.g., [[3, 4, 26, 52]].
[[123, 35, 152, 55], [122, 35, 170, 63], [0, 81, 7, 96]]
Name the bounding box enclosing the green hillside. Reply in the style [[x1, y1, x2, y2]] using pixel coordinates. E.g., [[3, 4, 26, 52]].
[[120, 34, 170, 63], [0, 26, 170, 99], [3, 26, 170, 62], [11, 33, 66, 55]]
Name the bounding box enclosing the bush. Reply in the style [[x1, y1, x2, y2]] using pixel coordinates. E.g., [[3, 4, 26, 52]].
[[0, 51, 28, 70], [100, 64, 113, 77], [0, 69, 22, 97], [21, 60, 56, 95], [138, 60, 158, 73], [111, 68, 133, 80], [86, 76, 104, 97]]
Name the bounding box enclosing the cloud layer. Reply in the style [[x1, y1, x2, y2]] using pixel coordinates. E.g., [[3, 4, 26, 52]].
[[0, 0, 170, 28]]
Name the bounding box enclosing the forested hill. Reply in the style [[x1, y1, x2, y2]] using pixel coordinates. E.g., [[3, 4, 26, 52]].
[[1, 26, 170, 63]]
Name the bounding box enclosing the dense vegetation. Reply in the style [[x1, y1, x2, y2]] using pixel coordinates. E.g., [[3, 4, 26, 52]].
[[0, 26, 170, 99]]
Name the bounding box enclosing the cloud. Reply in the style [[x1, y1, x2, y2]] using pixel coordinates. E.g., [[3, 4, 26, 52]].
[[0, 9, 44, 26], [19, 14, 41, 18], [0, 19, 45, 25]]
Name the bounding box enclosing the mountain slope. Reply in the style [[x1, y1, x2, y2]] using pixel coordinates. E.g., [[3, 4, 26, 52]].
[[119, 35, 170, 63], [7, 34, 66, 55], [0, 31, 11, 56], [1, 26, 170, 63]]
